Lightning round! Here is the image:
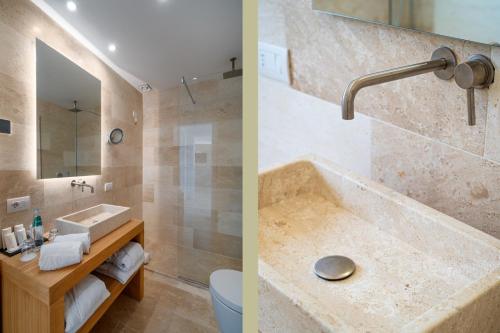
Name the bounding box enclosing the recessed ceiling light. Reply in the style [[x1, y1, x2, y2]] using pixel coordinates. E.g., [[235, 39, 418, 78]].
[[108, 43, 116, 52], [66, 1, 77, 12], [192, 77, 198, 80]]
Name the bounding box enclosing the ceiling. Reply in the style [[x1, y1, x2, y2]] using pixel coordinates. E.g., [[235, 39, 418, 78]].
[[39, 0, 242, 90]]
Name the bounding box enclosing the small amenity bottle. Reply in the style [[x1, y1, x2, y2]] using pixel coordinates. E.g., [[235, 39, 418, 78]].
[[32, 208, 44, 249]]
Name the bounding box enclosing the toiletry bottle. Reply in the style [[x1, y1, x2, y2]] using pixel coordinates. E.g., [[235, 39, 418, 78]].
[[32, 208, 44, 248]]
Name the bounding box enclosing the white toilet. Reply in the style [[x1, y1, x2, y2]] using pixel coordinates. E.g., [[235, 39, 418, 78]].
[[209, 269, 242, 333]]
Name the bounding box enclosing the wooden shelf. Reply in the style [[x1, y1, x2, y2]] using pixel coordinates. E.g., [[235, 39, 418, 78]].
[[77, 268, 143, 333], [1, 219, 144, 333]]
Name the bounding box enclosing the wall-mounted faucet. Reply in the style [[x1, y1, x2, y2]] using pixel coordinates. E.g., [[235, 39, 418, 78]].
[[71, 179, 95, 193], [454, 54, 495, 126], [341, 47, 457, 120]]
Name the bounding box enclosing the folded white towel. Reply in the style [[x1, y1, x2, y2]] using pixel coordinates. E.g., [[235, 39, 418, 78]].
[[109, 242, 144, 272], [39, 242, 83, 271], [96, 255, 143, 284], [64, 274, 110, 333], [54, 233, 91, 254]]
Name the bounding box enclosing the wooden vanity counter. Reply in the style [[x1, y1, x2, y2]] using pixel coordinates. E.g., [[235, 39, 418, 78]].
[[1, 219, 144, 333]]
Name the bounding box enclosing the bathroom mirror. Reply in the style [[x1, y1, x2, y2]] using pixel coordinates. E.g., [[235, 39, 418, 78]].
[[36, 39, 101, 179], [313, 0, 500, 46]]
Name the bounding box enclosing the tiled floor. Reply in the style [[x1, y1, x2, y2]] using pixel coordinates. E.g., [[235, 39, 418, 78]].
[[92, 269, 219, 333]]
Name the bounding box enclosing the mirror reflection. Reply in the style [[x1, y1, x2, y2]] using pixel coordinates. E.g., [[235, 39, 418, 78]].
[[313, 0, 500, 46], [36, 39, 101, 179]]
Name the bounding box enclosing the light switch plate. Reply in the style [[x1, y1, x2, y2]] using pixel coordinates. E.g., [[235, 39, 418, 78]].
[[104, 182, 113, 192], [7, 196, 31, 214], [258, 42, 290, 83]]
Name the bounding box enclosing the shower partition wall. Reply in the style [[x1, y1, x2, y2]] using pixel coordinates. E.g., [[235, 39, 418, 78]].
[[143, 75, 242, 286]]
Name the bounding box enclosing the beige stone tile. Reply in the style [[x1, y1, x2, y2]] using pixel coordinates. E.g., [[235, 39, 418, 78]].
[[144, 239, 178, 277], [212, 188, 242, 213], [177, 245, 242, 285], [143, 202, 184, 226], [258, 0, 287, 47], [193, 229, 242, 259], [155, 146, 180, 166], [214, 118, 242, 143], [265, 0, 491, 156], [175, 206, 218, 232], [0, 122, 36, 171], [217, 211, 242, 237], [0, 19, 35, 83], [159, 86, 181, 109], [484, 46, 500, 163], [163, 313, 217, 333], [0, 72, 34, 126], [216, 76, 243, 99], [213, 166, 242, 189], [371, 120, 500, 238], [143, 183, 154, 202], [213, 142, 242, 166]]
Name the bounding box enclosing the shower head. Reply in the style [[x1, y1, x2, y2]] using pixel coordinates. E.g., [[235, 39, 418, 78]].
[[223, 57, 242, 79], [68, 100, 83, 112]]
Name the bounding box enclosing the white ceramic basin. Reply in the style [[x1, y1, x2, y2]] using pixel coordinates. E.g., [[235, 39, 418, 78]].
[[56, 204, 131, 243], [259, 157, 500, 333]]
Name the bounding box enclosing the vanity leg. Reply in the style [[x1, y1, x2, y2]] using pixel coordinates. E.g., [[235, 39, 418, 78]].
[[124, 229, 144, 301], [2, 276, 65, 333], [124, 265, 144, 301]]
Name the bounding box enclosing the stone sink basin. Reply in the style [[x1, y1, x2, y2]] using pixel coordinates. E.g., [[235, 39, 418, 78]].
[[258, 157, 500, 333], [56, 204, 131, 243]]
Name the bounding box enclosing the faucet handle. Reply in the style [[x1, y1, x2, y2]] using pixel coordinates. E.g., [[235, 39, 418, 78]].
[[454, 54, 495, 126]]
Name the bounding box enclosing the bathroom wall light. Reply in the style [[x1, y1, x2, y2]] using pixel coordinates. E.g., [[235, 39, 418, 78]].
[[108, 43, 116, 52], [66, 1, 77, 12]]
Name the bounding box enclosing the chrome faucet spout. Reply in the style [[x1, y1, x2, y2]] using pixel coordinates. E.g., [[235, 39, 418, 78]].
[[341, 47, 457, 120], [71, 179, 95, 194]]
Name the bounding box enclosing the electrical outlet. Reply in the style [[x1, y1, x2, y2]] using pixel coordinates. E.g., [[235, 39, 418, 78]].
[[6, 196, 31, 214], [258, 42, 290, 83], [104, 182, 113, 192]]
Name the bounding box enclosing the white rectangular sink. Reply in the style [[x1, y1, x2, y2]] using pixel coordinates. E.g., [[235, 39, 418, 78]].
[[56, 204, 131, 243], [259, 157, 500, 333]]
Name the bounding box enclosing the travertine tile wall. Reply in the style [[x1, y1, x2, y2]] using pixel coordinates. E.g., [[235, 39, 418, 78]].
[[259, 0, 500, 239], [143, 78, 242, 285], [0, 0, 143, 231]]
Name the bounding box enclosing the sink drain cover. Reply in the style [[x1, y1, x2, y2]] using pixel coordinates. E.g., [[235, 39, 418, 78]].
[[314, 255, 356, 281]]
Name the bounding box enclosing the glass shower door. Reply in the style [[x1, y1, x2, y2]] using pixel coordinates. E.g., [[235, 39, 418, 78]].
[[175, 76, 242, 286]]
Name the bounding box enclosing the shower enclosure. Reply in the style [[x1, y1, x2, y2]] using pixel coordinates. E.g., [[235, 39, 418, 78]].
[[143, 70, 242, 286]]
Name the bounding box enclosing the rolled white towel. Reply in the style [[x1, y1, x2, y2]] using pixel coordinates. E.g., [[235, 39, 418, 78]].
[[54, 233, 91, 254], [109, 242, 144, 272], [144, 251, 151, 265], [39, 242, 83, 271], [96, 255, 143, 284], [65, 274, 110, 333]]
